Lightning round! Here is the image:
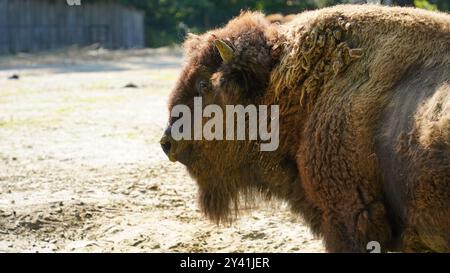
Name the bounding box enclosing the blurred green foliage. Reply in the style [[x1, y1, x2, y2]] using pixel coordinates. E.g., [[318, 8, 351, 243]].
[[414, 0, 437, 10], [116, 0, 449, 47]]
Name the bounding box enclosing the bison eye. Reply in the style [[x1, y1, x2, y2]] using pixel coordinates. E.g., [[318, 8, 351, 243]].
[[197, 80, 209, 95]]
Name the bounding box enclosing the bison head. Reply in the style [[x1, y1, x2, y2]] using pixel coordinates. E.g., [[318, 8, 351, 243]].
[[160, 12, 298, 223]]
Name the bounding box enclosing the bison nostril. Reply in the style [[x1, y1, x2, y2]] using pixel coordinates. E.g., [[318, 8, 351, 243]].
[[160, 137, 172, 155], [161, 126, 178, 162]]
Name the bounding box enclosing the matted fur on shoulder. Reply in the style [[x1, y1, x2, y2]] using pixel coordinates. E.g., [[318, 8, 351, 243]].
[[268, 4, 450, 109]]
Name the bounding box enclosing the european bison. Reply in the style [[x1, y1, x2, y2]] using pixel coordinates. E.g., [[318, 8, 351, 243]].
[[160, 5, 450, 252]]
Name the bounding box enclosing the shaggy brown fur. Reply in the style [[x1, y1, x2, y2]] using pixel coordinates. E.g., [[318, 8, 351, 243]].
[[163, 5, 450, 252], [266, 13, 296, 25]]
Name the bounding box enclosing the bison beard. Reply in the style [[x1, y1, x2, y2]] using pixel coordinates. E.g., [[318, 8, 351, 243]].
[[162, 5, 450, 253]]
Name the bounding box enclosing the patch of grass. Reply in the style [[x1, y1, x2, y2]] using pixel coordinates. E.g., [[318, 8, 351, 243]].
[[55, 106, 75, 115], [151, 72, 177, 82], [0, 86, 41, 99], [126, 132, 140, 140], [61, 94, 127, 105], [88, 81, 110, 91], [78, 97, 101, 104], [0, 117, 62, 129]]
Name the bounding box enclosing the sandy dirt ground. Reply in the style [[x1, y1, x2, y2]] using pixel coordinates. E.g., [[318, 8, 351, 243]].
[[0, 47, 324, 253]]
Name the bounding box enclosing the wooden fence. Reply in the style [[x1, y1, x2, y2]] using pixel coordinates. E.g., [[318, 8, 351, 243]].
[[0, 0, 144, 54]]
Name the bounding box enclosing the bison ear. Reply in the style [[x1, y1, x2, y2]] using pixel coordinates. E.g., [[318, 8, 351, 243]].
[[214, 39, 234, 64]]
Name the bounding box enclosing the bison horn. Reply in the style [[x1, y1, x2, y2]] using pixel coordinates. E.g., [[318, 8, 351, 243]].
[[214, 39, 234, 64]]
